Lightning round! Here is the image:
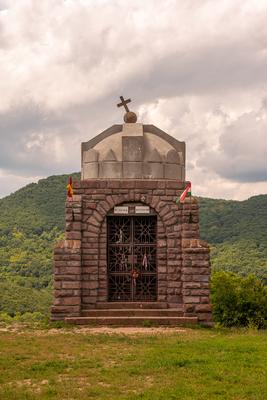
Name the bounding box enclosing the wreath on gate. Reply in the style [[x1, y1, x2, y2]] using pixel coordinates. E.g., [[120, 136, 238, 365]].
[[132, 269, 139, 286]]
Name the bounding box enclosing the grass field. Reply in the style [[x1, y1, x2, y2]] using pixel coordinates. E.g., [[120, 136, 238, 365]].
[[0, 325, 266, 400]]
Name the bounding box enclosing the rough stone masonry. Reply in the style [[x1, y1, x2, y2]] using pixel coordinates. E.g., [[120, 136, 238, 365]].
[[51, 105, 212, 326]]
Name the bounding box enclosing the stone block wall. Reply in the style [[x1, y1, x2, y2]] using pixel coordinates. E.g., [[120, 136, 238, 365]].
[[182, 239, 212, 324], [51, 179, 212, 325], [51, 239, 81, 320]]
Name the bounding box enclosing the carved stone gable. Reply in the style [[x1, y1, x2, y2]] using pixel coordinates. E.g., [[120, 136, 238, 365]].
[[81, 123, 185, 180]]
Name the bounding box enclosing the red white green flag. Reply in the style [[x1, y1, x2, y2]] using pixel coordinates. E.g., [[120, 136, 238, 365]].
[[176, 182, 191, 204]]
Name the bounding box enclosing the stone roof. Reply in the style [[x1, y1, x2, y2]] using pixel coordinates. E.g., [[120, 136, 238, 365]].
[[81, 123, 185, 180]]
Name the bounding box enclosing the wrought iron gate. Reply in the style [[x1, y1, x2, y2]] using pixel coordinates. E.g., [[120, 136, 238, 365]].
[[107, 215, 157, 301]]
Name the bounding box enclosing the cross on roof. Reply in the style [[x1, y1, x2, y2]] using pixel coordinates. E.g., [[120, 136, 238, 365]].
[[117, 96, 131, 112]]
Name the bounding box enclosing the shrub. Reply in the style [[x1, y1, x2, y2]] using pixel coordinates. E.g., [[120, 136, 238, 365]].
[[0, 311, 48, 324], [0, 281, 52, 316], [211, 271, 267, 328]]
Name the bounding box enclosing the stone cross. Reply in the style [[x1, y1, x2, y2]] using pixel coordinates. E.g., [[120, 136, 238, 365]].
[[117, 96, 131, 112]]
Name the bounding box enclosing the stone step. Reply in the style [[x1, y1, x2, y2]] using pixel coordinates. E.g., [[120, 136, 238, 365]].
[[86, 302, 169, 310], [65, 316, 198, 326], [81, 309, 184, 317]]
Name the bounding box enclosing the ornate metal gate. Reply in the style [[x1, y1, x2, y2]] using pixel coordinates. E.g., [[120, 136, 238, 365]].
[[107, 215, 157, 301]]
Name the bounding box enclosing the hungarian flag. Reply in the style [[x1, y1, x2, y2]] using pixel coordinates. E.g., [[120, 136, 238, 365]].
[[67, 176, 73, 199], [176, 182, 191, 204]]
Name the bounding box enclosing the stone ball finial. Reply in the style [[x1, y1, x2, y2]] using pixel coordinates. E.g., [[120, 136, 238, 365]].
[[124, 111, 137, 123]]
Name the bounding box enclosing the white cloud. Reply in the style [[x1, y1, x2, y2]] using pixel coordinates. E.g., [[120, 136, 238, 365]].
[[0, 169, 41, 198], [0, 0, 267, 199], [139, 95, 267, 199], [200, 106, 267, 183]]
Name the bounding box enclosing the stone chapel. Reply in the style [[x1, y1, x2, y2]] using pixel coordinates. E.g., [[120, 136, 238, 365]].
[[51, 98, 212, 326]]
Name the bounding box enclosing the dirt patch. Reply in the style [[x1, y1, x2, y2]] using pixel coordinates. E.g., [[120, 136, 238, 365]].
[[78, 326, 188, 335], [7, 378, 47, 394], [0, 324, 189, 336], [0, 324, 25, 333], [33, 326, 188, 336]]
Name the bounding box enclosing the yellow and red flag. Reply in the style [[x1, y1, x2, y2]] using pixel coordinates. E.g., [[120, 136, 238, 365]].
[[67, 176, 73, 199]]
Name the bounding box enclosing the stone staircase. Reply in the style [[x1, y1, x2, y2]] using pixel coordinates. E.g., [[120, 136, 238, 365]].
[[65, 302, 198, 326]]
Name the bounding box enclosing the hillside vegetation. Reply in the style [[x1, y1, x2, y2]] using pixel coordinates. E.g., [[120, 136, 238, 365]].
[[0, 173, 80, 235], [199, 195, 267, 245], [0, 174, 266, 316]]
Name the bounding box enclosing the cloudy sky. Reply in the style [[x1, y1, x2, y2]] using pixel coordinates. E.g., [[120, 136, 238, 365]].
[[0, 0, 267, 200]]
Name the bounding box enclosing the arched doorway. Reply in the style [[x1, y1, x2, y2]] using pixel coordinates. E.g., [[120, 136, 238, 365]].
[[107, 203, 157, 301]]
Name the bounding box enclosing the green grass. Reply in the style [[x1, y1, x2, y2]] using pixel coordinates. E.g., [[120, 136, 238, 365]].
[[0, 326, 266, 399]]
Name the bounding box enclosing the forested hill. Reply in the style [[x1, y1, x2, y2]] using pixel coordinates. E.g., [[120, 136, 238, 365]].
[[0, 173, 80, 235], [199, 195, 267, 245], [0, 173, 267, 246]]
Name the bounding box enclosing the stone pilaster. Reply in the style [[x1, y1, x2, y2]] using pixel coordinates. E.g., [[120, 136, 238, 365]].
[[181, 237, 212, 326], [51, 196, 82, 321]]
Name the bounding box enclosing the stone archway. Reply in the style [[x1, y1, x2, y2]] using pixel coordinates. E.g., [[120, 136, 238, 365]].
[[81, 189, 181, 308]]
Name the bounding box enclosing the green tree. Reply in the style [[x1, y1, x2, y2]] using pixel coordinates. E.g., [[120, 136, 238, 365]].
[[211, 271, 267, 328]]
